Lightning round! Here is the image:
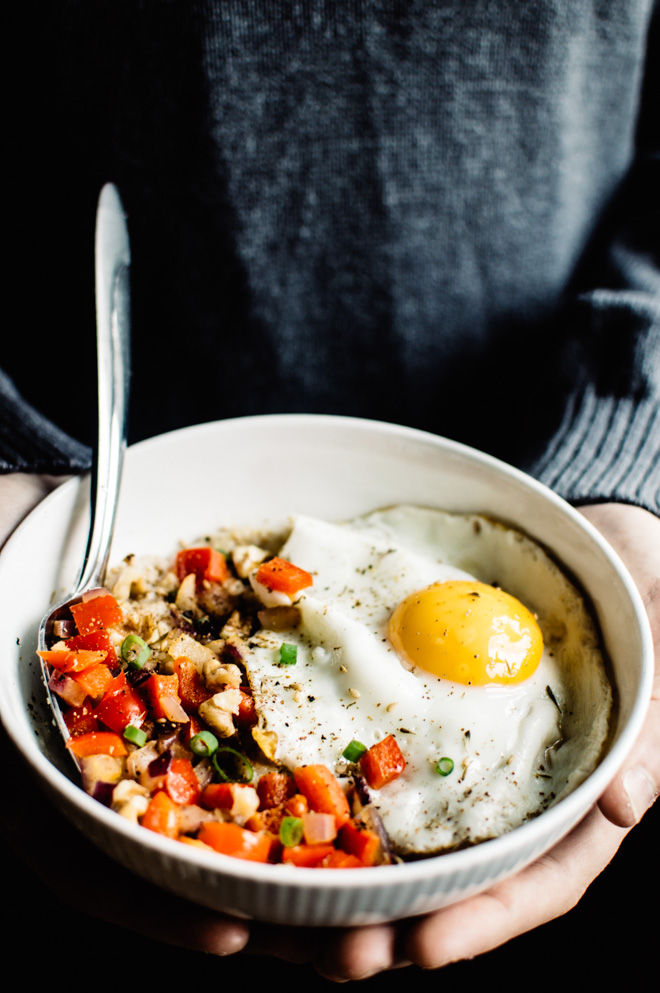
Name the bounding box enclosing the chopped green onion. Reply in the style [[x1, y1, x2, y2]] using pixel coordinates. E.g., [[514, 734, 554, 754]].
[[123, 724, 147, 747], [120, 634, 151, 668], [190, 730, 219, 757], [436, 757, 454, 777], [212, 746, 254, 783], [278, 642, 298, 666], [342, 739, 367, 763], [280, 816, 304, 847]]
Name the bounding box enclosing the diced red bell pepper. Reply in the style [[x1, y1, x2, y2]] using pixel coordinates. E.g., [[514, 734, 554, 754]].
[[254, 557, 313, 597], [360, 735, 406, 790], [201, 782, 256, 813], [142, 790, 181, 839], [143, 673, 189, 723], [69, 663, 115, 702], [65, 629, 117, 665], [245, 804, 286, 834], [176, 547, 229, 586], [338, 818, 381, 866], [165, 758, 201, 805], [284, 793, 309, 819], [280, 843, 336, 867], [70, 593, 123, 636], [37, 649, 107, 673], [182, 712, 204, 748], [236, 688, 258, 727], [66, 731, 128, 758], [94, 671, 147, 735], [63, 698, 100, 737], [197, 822, 271, 862], [319, 850, 364, 869], [200, 782, 235, 810], [256, 771, 297, 810], [173, 657, 215, 712], [293, 765, 350, 828]]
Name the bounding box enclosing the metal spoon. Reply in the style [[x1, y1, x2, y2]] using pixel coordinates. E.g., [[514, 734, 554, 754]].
[[38, 183, 131, 763]]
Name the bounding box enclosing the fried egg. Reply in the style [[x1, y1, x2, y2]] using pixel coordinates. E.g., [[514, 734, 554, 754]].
[[241, 506, 611, 855]]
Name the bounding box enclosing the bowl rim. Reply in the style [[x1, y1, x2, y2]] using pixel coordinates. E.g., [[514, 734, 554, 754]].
[[1, 413, 654, 898]]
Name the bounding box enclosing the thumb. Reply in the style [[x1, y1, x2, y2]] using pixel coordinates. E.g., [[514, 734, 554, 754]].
[[578, 504, 660, 827]]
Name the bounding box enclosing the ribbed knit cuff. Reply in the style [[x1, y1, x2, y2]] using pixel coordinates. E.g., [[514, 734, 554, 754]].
[[0, 371, 92, 475], [526, 387, 660, 516]]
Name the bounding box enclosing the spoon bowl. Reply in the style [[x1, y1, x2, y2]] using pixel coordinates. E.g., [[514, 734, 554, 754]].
[[37, 183, 131, 761]]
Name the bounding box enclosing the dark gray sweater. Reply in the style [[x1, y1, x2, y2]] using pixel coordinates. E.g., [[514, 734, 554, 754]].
[[3, 0, 659, 512]]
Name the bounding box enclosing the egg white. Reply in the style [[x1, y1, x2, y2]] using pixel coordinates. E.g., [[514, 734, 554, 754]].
[[242, 508, 611, 855]]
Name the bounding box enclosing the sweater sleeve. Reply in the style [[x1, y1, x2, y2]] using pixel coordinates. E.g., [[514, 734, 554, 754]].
[[0, 369, 92, 475], [524, 8, 660, 516]]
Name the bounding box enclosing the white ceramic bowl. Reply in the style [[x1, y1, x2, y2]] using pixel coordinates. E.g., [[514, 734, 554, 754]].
[[0, 415, 653, 926]]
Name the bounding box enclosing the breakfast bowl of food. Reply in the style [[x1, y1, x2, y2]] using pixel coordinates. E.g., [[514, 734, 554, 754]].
[[0, 414, 652, 926]]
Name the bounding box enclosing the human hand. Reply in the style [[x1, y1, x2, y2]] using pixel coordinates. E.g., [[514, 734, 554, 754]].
[[246, 502, 659, 980], [0, 472, 65, 549]]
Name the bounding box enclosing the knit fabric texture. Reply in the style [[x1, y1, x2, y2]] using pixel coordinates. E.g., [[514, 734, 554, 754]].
[[3, 0, 659, 512]]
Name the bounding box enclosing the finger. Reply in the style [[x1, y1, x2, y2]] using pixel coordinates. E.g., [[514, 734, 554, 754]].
[[114, 895, 250, 957], [578, 504, 660, 828], [247, 923, 323, 964], [403, 805, 627, 969], [314, 924, 409, 982], [0, 472, 66, 548], [248, 916, 409, 980], [597, 698, 660, 826], [247, 921, 408, 981]]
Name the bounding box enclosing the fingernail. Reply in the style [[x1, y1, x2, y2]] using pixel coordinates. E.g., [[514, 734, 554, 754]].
[[314, 968, 350, 983], [315, 957, 389, 983], [623, 767, 657, 822]]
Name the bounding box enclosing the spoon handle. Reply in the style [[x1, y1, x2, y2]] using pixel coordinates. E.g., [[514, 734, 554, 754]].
[[76, 184, 131, 594]]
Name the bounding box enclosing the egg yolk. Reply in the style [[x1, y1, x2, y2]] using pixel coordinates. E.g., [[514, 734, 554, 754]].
[[388, 580, 543, 685]]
